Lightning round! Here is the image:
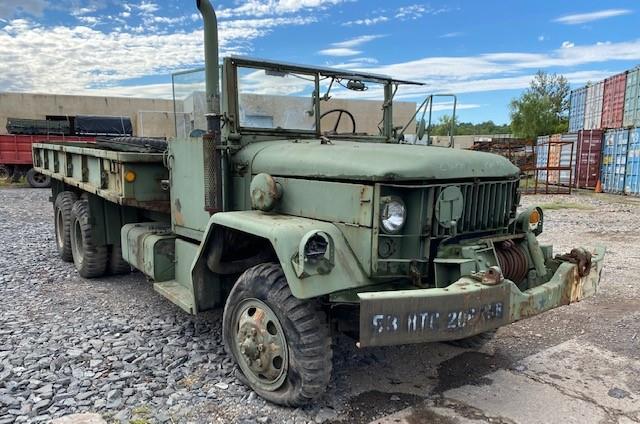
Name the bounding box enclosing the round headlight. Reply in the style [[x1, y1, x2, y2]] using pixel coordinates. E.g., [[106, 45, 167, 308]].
[[380, 197, 406, 234]]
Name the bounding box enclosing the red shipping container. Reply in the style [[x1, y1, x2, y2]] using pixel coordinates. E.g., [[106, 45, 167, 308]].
[[601, 72, 627, 129], [574, 129, 604, 189]]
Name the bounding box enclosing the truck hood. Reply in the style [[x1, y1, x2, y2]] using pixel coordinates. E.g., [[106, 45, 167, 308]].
[[242, 139, 520, 181]]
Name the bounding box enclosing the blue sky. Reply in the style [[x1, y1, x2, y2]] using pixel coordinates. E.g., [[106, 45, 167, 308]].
[[0, 0, 639, 124]]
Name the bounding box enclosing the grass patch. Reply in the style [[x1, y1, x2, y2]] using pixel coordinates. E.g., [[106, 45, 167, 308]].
[[539, 201, 596, 211]]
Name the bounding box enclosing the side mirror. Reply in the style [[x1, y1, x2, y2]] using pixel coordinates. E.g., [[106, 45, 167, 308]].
[[416, 119, 426, 140]]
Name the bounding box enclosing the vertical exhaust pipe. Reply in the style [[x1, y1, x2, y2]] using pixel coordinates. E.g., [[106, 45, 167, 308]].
[[196, 0, 225, 212], [196, 0, 221, 125]]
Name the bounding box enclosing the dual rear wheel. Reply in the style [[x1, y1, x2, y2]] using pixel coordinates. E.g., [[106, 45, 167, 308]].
[[53, 191, 130, 277]]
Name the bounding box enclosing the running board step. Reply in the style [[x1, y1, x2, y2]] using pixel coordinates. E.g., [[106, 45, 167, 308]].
[[154, 280, 195, 315]]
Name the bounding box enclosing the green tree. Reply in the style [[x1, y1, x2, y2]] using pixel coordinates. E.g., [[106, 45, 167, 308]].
[[431, 115, 511, 136], [509, 70, 570, 139]]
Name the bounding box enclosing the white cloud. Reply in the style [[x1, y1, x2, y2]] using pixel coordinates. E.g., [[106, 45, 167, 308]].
[[0, 0, 48, 19], [439, 32, 463, 38], [554, 9, 632, 25], [332, 35, 385, 48], [134, 1, 159, 15], [342, 16, 388, 26], [538, 35, 545, 42], [561, 41, 575, 48], [0, 15, 316, 93], [395, 4, 426, 19], [319, 34, 384, 57], [318, 48, 361, 57], [217, 0, 346, 18]]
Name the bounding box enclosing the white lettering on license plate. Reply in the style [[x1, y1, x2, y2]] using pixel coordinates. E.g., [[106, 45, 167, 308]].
[[371, 302, 504, 335]]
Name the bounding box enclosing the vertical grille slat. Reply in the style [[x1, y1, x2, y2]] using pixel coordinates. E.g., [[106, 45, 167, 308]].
[[426, 179, 516, 237]]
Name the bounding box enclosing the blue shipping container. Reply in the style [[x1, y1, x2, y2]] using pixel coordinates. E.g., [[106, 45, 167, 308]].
[[536, 135, 549, 182], [568, 87, 587, 133], [625, 128, 640, 195], [601, 128, 629, 194]]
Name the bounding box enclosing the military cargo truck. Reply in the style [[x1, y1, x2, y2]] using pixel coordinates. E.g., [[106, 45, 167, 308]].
[[32, 0, 605, 406]]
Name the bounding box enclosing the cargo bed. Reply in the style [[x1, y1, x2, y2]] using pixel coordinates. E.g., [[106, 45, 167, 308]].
[[32, 142, 170, 213]]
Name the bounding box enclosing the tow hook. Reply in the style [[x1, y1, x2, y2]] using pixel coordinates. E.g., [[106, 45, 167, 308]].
[[556, 248, 592, 277]]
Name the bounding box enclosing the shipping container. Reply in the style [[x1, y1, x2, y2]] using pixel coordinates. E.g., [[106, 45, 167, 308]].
[[535, 135, 549, 183], [600, 128, 629, 194], [625, 127, 640, 196], [574, 130, 604, 189], [623, 68, 640, 128], [568, 87, 587, 132], [0, 135, 95, 165], [583, 81, 604, 130], [559, 132, 577, 186], [546, 134, 563, 184], [601, 72, 627, 129]]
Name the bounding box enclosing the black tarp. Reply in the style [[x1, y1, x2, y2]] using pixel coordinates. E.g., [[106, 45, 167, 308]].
[[74, 115, 133, 136]]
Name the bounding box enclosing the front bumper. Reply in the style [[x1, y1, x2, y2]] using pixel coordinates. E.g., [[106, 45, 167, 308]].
[[358, 246, 605, 347]]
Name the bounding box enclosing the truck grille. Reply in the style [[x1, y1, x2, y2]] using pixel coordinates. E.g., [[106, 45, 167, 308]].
[[431, 180, 519, 237]]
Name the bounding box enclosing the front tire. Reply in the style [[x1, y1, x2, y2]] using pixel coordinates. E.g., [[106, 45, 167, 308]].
[[222, 263, 332, 406], [54, 191, 78, 262], [70, 200, 108, 278]]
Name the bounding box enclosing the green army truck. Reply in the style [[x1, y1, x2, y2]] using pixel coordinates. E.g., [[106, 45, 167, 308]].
[[32, 0, 605, 406]]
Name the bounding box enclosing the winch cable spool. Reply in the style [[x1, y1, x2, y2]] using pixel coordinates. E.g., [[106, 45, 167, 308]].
[[495, 240, 528, 283]]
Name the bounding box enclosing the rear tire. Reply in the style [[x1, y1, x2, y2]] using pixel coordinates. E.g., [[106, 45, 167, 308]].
[[222, 263, 332, 406], [0, 165, 11, 181], [70, 200, 108, 278], [446, 330, 496, 349], [26, 168, 51, 188], [54, 191, 78, 262], [108, 245, 131, 275]]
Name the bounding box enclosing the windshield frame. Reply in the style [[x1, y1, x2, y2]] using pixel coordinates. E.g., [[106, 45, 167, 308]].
[[225, 56, 424, 141]]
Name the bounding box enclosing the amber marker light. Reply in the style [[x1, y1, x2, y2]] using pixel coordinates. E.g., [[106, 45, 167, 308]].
[[124, 170, 137, 183]]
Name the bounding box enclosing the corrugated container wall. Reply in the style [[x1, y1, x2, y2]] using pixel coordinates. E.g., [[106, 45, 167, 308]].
[[568, 87, 587, 132], [559, 133, 577, 186], [583, 81, 604, 130], [601, 72, 627, 129], [625, 128, 640, 196], [547, 133, 562, 184], [623, 68, 640, 128], [575, 130, 603, 189], [601, 128, 629, 194], [536, 135, 549, 183]]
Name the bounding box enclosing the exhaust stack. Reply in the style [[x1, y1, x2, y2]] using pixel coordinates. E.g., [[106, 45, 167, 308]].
[[196, 0, 225, 212], [196, 0, 221, 128]]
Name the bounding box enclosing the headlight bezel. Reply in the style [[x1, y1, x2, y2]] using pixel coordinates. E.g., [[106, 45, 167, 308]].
[[380, 196, 407, 234]]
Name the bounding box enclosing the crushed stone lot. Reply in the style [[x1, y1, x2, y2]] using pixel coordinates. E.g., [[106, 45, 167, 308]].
[[0, 188, 639, 423]]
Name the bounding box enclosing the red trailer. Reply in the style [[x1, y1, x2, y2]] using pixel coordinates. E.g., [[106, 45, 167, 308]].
[[0, 135, 95, 187]]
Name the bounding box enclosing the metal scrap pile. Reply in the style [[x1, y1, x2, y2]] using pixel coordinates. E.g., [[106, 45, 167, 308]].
[[469, 138, 536, 171]]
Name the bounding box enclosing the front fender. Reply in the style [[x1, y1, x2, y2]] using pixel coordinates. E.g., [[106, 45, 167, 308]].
[[196, 210, 371, 299]]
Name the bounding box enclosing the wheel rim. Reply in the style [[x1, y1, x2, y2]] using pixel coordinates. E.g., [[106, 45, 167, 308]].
[[55, 208, 64, 249], [72, 219, 84, 265], [32, 173, 47, 184], [231, 298, 288, 392]]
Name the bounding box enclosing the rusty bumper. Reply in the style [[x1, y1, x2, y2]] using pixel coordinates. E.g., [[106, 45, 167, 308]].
[[358, 246, 605, 347]]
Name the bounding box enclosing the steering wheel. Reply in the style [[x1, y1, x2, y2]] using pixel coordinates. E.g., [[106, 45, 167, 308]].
[[320, 109, 356, 135]]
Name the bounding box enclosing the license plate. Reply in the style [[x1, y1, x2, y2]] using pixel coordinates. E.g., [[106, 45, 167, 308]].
[[358, 284, 511, 347]]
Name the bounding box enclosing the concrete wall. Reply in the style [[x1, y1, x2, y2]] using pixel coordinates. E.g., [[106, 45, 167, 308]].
[[0, 92, 177, 138]]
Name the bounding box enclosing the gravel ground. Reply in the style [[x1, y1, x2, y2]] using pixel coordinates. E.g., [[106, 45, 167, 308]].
[[0, 188, 638, 424]]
